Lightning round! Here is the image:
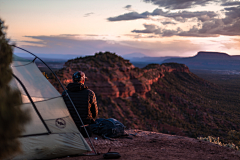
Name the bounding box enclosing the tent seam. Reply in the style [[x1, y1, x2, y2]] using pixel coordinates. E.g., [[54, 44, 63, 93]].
[[11, 61, 34, 67], [22, 96, 62, 104]]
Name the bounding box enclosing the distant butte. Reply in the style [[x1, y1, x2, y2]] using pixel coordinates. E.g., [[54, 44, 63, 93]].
[[163, 51, 240, 70], [194, 51, 231, 59]]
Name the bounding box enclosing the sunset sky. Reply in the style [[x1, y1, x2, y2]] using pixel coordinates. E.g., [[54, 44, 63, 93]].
[[1, 0, 240, 59]]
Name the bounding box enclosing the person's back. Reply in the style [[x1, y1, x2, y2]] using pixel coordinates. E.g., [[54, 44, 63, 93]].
[[62, 71, 98, 131]]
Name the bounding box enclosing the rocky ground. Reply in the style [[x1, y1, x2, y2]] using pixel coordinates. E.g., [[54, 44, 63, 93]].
[[52, 130, 240, 160]]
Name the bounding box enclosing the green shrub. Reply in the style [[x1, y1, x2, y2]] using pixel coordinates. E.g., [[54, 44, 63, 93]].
[[227, 130, 240, 147], [0, 18, 30, 159], [197, 136, 239, 151]]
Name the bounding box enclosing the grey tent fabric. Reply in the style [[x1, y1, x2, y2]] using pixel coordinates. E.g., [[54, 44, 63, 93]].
[[8, 55, 91, 160], [12, 60, 60, 98]]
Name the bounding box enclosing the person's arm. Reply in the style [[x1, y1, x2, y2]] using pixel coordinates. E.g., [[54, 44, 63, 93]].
[[62, 90, 66, 96], [90, 92, 98, 119]]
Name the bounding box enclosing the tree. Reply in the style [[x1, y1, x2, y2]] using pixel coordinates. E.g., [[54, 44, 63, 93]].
[[0, 18, 30, 159]]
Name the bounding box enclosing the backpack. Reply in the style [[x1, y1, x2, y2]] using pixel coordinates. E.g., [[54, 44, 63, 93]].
[[90, 118, 126, 140]]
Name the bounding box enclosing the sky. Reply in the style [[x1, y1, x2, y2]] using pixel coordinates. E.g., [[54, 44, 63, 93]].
[[0, 0, 240, 59]]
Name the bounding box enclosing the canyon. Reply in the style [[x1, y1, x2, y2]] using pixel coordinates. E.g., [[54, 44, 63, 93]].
[[48, 52, 240, 146]]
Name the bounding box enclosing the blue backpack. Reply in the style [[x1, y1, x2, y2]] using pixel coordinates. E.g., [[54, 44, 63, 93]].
[[90, 118, 126, 140]]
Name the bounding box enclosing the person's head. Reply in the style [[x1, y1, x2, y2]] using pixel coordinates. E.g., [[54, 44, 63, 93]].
[[72, 71, 87, 84]]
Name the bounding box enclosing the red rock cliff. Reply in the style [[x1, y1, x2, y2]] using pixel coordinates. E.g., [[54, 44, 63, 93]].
[[50, 52, 190, 99]]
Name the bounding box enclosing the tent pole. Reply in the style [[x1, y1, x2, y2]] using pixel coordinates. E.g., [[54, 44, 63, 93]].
[[11, 45, 97, 155], [12, 73, 51, 134]]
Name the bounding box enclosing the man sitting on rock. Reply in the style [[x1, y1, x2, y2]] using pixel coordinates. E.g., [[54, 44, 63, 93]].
[[62, 71, 98, 133]]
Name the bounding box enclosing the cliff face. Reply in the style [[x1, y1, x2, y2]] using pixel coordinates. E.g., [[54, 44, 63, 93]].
[[51, 52, 190, 99], [84, 63, 188, 99]]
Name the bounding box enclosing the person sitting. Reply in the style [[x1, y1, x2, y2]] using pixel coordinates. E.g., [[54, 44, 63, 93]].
[[62, 71, 98, 133]]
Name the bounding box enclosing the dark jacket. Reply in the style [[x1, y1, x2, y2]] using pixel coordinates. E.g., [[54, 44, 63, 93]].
[[62, 82, 98, 127]]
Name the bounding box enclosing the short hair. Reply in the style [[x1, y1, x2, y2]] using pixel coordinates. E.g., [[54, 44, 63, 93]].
[[72, 71, 87, 82]]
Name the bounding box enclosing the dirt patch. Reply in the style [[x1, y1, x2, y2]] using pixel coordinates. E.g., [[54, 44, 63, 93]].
[[52, 130, 240, 160]]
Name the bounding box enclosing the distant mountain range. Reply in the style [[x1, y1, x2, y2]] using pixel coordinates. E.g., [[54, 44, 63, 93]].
[[122, 52, 147, 59], [14, 53, 79, 60], [128, 56, 180, 68], [23, 51, 240, 71], [163, 51, 240, 71]]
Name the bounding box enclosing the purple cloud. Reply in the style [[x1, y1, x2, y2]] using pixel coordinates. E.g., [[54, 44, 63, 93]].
[[143, 0, 219, 9], [15, 35, 203, 57], [108, 9, 217, 22]]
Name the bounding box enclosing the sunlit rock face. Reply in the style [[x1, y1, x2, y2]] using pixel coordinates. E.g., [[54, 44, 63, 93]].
[[50, 52, 190, 99]]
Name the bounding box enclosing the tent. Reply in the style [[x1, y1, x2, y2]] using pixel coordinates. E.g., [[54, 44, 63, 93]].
[[8, 53, 93, 160]]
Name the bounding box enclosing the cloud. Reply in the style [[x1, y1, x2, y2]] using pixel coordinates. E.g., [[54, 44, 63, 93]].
[[20, 35, 147, 56], [161, 21, 177, 25], [84, 34, 100, 37], [59, 34, 80, 37], [124, 5, 132, 9], [107, 11, 150, 21], [17, 35, 203, 57], [132, 17, 240, 37], [221, 1, 240, 6], [108, 2, 240, 38], [127, 2, 240, 37], [124, 34, 160, 39], [143, 0, 219, 9], [224, 5, 240, 20], [124, 5, 133, 11], [22, 40, 46, 45], [121, 39, 203, 56], [186, 18, 240, 36], [132, 24, 184, 37], [107, 9, 218, 22], [132, 24, 161, 34], [220, 37, 240, 49], [162, 10, 218, 22], [84, 12, 94, 17], [107, 9, 166, 21]]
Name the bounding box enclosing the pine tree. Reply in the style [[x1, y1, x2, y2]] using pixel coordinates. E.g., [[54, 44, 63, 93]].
[[0, 18, 30, 159]]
